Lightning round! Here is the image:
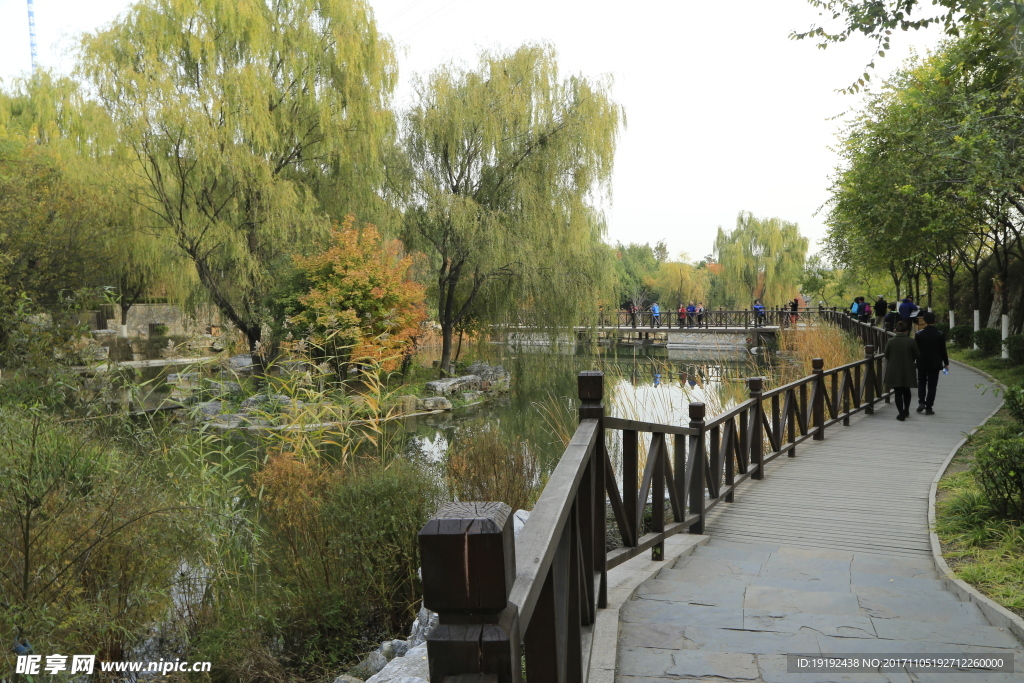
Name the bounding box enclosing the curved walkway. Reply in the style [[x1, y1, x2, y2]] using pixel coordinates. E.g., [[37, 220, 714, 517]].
[[616, 364, 1023, 682]]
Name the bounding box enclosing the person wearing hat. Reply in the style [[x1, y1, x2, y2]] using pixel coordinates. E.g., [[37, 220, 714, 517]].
[[884, 320, 921, 421], [915, 311, 949, 415], [874, 296, 887, 326]]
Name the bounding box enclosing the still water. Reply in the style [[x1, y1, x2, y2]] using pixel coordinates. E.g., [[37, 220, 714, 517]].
[[391, 342, 774, 473]]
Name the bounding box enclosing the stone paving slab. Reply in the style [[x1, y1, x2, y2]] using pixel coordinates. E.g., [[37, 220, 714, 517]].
[[614, 364, 1019, 682]]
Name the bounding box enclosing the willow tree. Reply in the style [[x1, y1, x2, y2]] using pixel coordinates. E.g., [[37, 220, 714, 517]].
[[714, 212, 808, 307], [79, 0, 396, 368], [398, 44, 622, 372]]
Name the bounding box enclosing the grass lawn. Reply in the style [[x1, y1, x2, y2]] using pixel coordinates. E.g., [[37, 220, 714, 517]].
[[936, 348, 1024, 616]]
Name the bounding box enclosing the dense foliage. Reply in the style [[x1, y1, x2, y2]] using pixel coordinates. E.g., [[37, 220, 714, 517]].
[[283, 216, 426, 373]]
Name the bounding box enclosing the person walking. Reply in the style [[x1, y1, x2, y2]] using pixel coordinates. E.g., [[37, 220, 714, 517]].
[[696, 302, 706, 328], [874, 296, 888, 326], [686, 301, 697, 328], [884, 321, 921, 421], [752, 299, 765, 327], [677, 302, 685, 328], [789, 298, 800, 325], [915, 311, 949, 415], [883, 302, 900, 331], [898, 296, 917, 330], [650, 302, 661, 328], [628, 302, 638, 328], [861, 298, 873, 324]]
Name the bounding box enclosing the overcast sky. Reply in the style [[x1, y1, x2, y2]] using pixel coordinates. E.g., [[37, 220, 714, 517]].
[[0, 0, 944, 259]]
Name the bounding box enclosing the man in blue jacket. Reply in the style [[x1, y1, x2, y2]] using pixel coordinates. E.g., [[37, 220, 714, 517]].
[[898, 296, 919, 334], [650, 302, 661, 328]]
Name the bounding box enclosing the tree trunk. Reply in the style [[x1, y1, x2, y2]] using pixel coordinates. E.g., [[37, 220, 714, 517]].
[[439, 322, 454, 376]]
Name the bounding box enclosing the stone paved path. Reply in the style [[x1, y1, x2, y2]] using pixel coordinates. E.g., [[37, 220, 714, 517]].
[[616, 364, 1023, 682]]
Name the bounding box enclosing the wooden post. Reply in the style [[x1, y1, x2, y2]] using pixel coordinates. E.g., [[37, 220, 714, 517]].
[[652, 435, 665, 560], [748, 377, 765, 481], [687, 402, 707, 534], [577, 371, 607, 609], [863, 345, 876, 414], [811, 359, 825, 441], [420, 502, 521, 683]]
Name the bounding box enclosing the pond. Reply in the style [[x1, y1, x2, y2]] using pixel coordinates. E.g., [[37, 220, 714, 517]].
[[389, 341, 777, 475]]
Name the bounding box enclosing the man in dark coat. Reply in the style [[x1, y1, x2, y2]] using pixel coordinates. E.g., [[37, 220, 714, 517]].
[[875, 296, 887, 326], [884, 321, 920, 421], [915, 311, 949, 415]]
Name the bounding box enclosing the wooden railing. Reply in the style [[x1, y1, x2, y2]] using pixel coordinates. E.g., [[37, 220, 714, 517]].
[[418, 312, 897, 683], [503, 306, 847, 330]]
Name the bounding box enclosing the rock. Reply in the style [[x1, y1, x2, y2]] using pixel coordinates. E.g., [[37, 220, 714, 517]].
[[350, 651, 388, 679], [407, 607, 438, 647], [425, 375, 482, 396], [333, 676, 364, 683], [167, 372, 200, 384], [379, 639, 410, 661], [225, 354, 255, 374], [417, 396, 452, 411], [513, 509, 530, 538], [209, 414, 244, 429], [205, 380, 242, 396], [466, 361, 509, 383], [392, 395, 419, 415], [240, 394, 291, 411], [365, 645, 429, 683], [194, 401, 224, 419], [461, 391, 481, 403]]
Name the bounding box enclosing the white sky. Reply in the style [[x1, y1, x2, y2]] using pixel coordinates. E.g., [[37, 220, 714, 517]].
[[0, 0, 944, 259]]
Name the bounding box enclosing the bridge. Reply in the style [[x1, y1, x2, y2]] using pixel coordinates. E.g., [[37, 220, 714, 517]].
[[500, 307, 821, 353], [417, 311, 1020, 683]]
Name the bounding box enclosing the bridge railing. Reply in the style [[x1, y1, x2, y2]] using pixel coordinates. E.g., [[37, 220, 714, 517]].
[[502, 306, 877, 331], [418, 316, 897, 683]]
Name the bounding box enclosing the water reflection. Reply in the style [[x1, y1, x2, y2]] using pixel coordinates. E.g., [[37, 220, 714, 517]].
[[395, 342, 768, 473]]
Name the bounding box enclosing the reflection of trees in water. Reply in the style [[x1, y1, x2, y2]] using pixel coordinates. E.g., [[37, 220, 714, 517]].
[[395, 344, 775, 477]]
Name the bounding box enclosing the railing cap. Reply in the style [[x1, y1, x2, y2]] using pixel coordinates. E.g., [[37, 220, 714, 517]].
[[688, 402, 706, 421], [812, 358, 824, 370], [578, 370, 604, 402], [747, 376, 764, 392], [419, 502, 516, 614]]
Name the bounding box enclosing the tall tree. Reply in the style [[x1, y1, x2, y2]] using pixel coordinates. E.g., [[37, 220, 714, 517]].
[[714, 212, 808, 307], [399, 44, 622, 372], [79, 0, 397, 370]]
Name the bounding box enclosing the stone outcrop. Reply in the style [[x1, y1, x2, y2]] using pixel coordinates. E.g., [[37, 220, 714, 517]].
[[425, 375, 482, 396]]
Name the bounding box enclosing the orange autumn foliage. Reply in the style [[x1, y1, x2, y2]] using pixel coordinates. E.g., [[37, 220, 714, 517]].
[[289, 216, 426, 372]]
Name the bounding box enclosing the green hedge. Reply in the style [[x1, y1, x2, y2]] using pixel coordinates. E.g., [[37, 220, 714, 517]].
[[974, 437, 1024, 521], [949, 325, 974, 349], [975, 328, 1002, 356], [1004, 334, 1024, 365]]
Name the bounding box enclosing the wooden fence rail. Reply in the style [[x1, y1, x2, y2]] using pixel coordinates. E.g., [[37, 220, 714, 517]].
[[503, 306, 864, 330], [418, 311, 897, 683]]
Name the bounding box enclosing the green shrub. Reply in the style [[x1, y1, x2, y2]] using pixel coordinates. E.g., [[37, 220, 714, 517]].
[[1005, 385, 1024, 427], [1004, 334, 1024, 365], [949, 325, 974, 349], [973, 437, 1024, 521], [975, 327, 1002, 356], [935, 322, 950, 337]]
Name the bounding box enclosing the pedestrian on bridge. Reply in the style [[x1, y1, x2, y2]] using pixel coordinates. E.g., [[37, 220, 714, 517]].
[[875, 296, 888, 326], [650, 302, 661, 327], [696, 302, 706, 327], [686, 301, 697, 327], [752, 299, 765, 327], [915, 311, 949, 415], [884, 320, 921, 421]]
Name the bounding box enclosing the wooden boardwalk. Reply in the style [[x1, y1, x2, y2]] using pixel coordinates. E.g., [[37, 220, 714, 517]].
[[703, 362, 1000, 556]]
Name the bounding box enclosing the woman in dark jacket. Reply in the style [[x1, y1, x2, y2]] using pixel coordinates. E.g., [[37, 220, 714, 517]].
[[884, 321, 921, 421]]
